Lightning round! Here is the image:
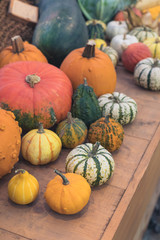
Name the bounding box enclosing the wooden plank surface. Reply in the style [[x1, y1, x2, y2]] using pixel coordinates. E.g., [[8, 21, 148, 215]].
[[0, 65, 160, 240]]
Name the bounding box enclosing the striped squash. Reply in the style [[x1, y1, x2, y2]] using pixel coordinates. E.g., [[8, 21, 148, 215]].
[[8, 169, 39, 205], [56, 112, 88, 148], [86, 19, 107, 39], [134, 57, 160, 90], [100, 46, 119, 66], [65, 142, 115, 186], [129, 26, 158, 42], [88, 116, 124, 152], [98, 92, 137, 125], [143, 37, 160, 58], [21, 123, 62, 165]]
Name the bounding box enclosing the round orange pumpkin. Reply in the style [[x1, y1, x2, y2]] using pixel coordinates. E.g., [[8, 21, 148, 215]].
[[60, 40, 117, 97], [0, 35, 48, 68], [0, 61, 73, 131], [0, 109, 22, 178]]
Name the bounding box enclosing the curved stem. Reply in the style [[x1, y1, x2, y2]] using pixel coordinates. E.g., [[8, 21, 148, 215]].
[[15, 169, 26, 174], [67, 112, 74, 124], [54, 169, 69, 185], [88, 142, 100, 157]]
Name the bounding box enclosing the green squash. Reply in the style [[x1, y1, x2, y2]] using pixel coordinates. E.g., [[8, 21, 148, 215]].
[[71, 78, 102, 128], [32, 0, 88, 67], [86, 19, 107, 39]]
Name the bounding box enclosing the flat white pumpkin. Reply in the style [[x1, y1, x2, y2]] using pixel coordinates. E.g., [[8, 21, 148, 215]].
[[65, 142, 115, 187], [106, 21, 129, 40], [98, 92, 137, 125], [134, 57, 160, 90]]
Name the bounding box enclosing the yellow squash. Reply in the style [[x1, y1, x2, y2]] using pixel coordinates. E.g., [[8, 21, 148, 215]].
[[21, 123, 62, 165], [8, 169, 39, 205], [143, 37, 160, 58]]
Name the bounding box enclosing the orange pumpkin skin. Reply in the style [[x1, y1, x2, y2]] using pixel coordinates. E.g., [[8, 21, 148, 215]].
[[0, 109, 22, 178], [121, 42, 152, 72], [60, 42, 117, 97], [0, 61, 73, 131], [0, 36, 48, 68]]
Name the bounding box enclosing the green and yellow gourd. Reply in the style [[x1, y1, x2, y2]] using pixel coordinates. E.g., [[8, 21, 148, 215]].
[[129, 26, 158, 42], [71, 78, 101, 128], [65, 142, 115, 186], [98, 92, 137, 125], [86, 19, 107, 39], [56, 112, 88, 148]]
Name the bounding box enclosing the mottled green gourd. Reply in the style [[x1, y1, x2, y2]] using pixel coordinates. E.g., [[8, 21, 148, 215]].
[[86, 19, 107, 39], [56, 112, 88, 148], [71, 78, 102, 127]]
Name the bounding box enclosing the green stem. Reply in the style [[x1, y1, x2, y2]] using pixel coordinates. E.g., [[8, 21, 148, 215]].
[[88, 142, 100, 157], [15, 169, 26, 174], [67, 112, 74, 124], [54, 169, 69, 185], [37, 122, 45, 133]]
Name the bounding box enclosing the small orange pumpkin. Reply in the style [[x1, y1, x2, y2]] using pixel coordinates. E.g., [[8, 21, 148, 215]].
[[0, 35, 48, 68], [60, 40, 117, 97]]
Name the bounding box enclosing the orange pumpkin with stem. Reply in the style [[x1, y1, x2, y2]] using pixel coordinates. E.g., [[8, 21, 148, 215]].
[[60, 40, 117, 97], [0, 35, 48, 68]]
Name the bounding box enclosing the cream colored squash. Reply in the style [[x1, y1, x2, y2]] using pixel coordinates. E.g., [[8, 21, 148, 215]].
[[106, 21, 129, 40]]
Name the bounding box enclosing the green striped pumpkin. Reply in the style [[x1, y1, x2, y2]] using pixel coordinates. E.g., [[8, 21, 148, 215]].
[[134, 58, 160, 91], [86, 19, 107, 39], [100, 46, 119, 66], [129, 26, 158, 42], [65, 142, 115, 186], [98, 92, 137, 125], [56, 112, 87, 148], [71, 78, 102, 128]]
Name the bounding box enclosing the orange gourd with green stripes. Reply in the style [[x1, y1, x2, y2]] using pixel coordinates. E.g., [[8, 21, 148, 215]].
[[88, 116, 124, 152], [21, 123, 62, 165]]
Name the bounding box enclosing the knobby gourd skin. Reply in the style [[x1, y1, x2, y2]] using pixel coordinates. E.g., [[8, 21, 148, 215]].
[[21, 123, 62, 165], [66, 142, 115, 187], [0, 61, 73, 131], [56, 112, 87, 148], [45, 170, 91, 215], [0, 109, 21, 179], [8, 169, 39, 205], [88, 116, 124, 152]]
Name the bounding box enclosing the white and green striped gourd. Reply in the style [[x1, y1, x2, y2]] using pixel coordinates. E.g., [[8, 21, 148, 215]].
[[65, 142, 115, 187], [98, 92, 137, 125], [129, 26, 158, 42], [134, 57, 160, 91]]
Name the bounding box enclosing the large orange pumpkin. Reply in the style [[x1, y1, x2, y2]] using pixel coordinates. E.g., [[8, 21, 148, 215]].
[[0, 35, 48, 68], [60, 40, 117, 97], [0, 109, 22, 178], [0, 61, 73, 131]]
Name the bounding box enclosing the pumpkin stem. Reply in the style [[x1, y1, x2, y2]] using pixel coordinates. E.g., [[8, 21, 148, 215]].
[[123, 33, 127, 40], [67, 112, 74, 124], [11, 35, 24, 53], [153, 59, 160, 67], [15, 169, 26, 174], [54, 169, 69, 185], [88, 142, 100, 157], [104, 115, 110, 123], [155, 38, 160, 44], [25, 74, 41, 88], [82, 40, 95, 58], [83, 78, 88, 86], [108, 95, 120, 103], [37, 122, 45, 133]]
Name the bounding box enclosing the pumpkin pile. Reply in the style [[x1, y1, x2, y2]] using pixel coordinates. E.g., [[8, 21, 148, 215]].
[[0, 0, 160, 216]]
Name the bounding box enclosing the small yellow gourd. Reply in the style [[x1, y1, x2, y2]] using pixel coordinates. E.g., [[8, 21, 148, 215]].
[[8, 169, 39, 205]]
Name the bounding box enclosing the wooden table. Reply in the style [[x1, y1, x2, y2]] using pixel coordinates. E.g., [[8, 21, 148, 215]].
[[0, 64, 160, 240]]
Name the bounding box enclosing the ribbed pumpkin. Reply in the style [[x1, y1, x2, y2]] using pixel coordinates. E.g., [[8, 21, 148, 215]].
[[0, 35, 48, 68], [100, 46, 119, 67], [56, 112, 87, 148], [0, 109, 22, 179], [121, 42, 152, 72], [88, 116, 124, 152], [129, 26, 158, 42], [60, 40, 117, 97], [134, 57, 160, 90], [45, 169, 91, 214], [106, 21, 129, 40], [21, 123, 62, 165], [8, 169, 39, 205], [0, 61, 73, 131], [86, 19, 107, 39], [65, 142, 115, 186], [143, 37, 160, 58], [98, 92, 138, 125], [71, 78, 102, 128]]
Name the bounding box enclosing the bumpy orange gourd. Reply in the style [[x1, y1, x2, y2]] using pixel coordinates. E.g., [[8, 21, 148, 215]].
[[60, 40, 117, 97], [45, 169, 91, 215], [0, 109, 22, 178], [0, 35, 48, 68]]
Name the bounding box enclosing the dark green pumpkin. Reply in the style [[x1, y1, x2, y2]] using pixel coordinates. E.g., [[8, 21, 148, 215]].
[[71, 78, 102, 128], [56, 112, 88, 148], [32, 0, 88, 67], [86, 19, 107, 40]]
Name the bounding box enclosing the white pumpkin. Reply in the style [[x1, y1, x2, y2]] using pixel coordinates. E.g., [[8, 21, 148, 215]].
[[129, 26, 158, 42], [65, 142, 115, 187], [106, 21, 129, 40], [110, 34, 138, 58], [98, 92, 137, 125], [100, 46, 119, 66], [134, 57, 160, 90]]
